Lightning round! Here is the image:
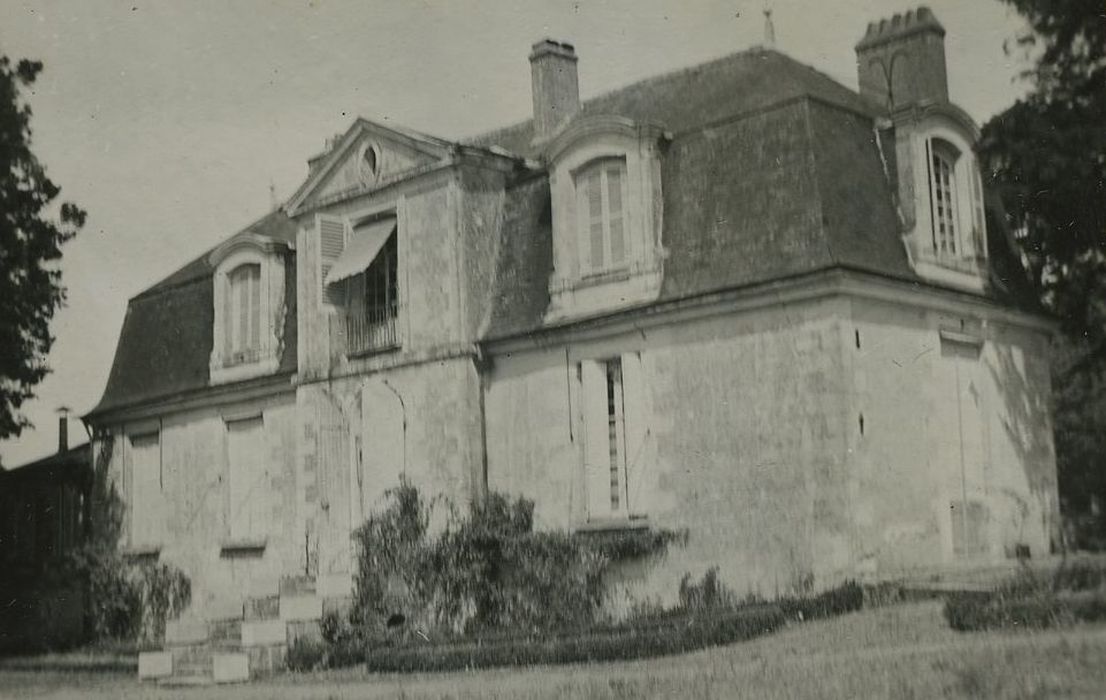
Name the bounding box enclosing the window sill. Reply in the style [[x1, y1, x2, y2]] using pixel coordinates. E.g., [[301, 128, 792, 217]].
[[576, 515, 650, 533], [122, 544, 161, 560], [348, 342, 402, 360], [575, 267, 633, 289], [219, 538, 267, 557]]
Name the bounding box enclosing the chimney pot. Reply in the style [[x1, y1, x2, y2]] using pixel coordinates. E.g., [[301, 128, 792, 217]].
[[529, 38, 580, 140], [855, 5, 948, 110], [58, 414, 68, 453]]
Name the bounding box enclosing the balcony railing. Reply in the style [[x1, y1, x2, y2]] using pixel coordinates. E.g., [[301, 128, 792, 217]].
[[347, 306, 398, 355]]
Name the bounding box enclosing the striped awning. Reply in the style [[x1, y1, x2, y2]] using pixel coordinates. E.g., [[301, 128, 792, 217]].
[[324, 218, 396, 286]]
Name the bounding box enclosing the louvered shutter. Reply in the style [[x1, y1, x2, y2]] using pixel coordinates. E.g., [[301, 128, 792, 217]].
[[619, 352, 649, 514], [227, 417, 266, 540], [318, 214, 347, 306], [581, 360, 611, 520]]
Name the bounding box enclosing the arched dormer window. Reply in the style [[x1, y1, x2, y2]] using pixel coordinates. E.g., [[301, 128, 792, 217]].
[[225, 263, 261, 364], [542, 115, 667, 322], [928, 139, 960, 256], [208, 233, 290, 384], [575, 157, 628, 274]]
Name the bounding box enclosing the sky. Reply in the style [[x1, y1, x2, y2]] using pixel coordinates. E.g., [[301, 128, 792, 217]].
[[0, 0, 1031, 467]]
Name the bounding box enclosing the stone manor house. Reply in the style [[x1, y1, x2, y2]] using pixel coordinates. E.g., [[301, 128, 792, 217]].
[[87, 7, 1059, 642]]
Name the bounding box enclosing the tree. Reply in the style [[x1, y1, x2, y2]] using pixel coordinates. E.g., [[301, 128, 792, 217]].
[[0, 56, 86, 441], [979, 1, 1106, 534]]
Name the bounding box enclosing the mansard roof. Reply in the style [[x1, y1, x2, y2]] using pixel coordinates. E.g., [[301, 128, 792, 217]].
[[88, 210, 298, 418]]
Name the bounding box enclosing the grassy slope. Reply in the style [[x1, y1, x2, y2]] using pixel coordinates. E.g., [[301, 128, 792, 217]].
[[3, 601, 1106, 699]]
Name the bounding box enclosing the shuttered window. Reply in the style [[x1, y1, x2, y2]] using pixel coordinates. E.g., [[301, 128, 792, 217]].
[[130, 432, 163, 547], [576, 158, 629, 274], [226, 263, 261, 363], [226, 416, 268, 541], [581, 352, 647, 521], [318, 215, 347, 306]]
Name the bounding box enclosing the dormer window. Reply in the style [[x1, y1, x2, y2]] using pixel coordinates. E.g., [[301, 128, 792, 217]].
[[226, 263, 261, 365], [543, 115, 667, 321], [929, 141, 958, 256], [891, 105, 989, 292], [576, 158, 628, 274], [208, 234, 289, 384]]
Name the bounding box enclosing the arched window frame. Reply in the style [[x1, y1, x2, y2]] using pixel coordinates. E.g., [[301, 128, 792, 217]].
[[209, 235, 288, 384], [918, 126, 988, 264], [573, 156, 630, 276]]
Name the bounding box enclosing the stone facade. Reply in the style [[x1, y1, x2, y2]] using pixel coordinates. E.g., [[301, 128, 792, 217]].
[[88, 8, 1059, 678]]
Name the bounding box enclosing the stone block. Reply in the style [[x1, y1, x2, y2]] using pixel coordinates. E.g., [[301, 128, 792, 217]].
[[212, 653, 249, 684], [279, 575, 316, 596], [241, 619, 287, 647], [280, 594, 323, 621], [287, 619, 322, 646], [138, 651, 172, 679], [245, 595, 280, 621], [247, 644, 287, 675], [165, 619, 208, 646], [316, 572, 353, 599], [207, 598, 244, 621], [247, 576, 280, 599]]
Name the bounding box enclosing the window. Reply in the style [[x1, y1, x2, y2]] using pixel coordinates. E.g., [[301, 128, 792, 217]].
[[950, 500, 989, 558], [226, 416, 269, 542], [129, 432, 163, 548], [580, 352, 647, 522], [225, 263, 261, 365], [208, 232, 288, 384], [346, 230, 399, 353], [576, 158, 628, 274], [928, 141, 959, 256]]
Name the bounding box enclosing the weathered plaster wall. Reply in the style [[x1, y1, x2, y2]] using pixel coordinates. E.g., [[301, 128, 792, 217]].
[[297, 355, 485, 584], [845, 294, 1059, 573], [103, 392, 299, 619], [485, 296, 852, 605]]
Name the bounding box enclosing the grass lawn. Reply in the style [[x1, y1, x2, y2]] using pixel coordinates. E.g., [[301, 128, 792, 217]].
[[3, 600, 1106, 699]]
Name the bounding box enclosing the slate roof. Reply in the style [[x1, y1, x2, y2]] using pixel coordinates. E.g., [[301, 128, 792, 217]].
[[89, 210, 297, 417], [465, 48, 882, 156]]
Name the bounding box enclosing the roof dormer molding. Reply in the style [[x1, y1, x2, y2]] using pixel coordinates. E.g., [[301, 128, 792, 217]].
[[542, 114, 670, 163], [208, 231, 292, 268]]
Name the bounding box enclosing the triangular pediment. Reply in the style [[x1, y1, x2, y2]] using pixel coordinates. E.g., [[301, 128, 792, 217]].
[[287, 118, 453, 215]]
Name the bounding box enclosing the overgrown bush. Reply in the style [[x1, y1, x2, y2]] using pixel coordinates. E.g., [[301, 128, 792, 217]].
[[778, 580, 864, 621], [352, 486, 680, 638], [944, 560, 1106, 632], [679, 567, 736, 611]]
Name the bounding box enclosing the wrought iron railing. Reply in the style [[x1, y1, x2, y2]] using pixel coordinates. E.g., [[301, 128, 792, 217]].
[[347, 305, 398, 354]]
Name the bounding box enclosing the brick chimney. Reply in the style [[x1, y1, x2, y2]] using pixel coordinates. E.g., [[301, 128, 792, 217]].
[[855, 6, 948, 111], [58, 412, 69, 453], [529, 39, 580, 139]]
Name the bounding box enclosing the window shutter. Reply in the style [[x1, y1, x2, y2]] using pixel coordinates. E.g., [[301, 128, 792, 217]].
[[971, 165, 986, 256], [581, 360, 611, 520], [249, 266, 261, 351], [130, 434, 162, 547], [607, 166, 625, 265], [619, 352, 649, 513], [318, 215, 347, 306], [227, 417, 265, 539]]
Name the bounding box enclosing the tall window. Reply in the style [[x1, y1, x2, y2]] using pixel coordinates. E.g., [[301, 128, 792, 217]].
[[576, 159, 628, 273], [605, 359, 628, 512], [130, 432, 163, 548], [226, 416, 268, 541], [928, 141, 959, 256], [348, 232, 398, 352], [582, 355, 642, 521], [226, 263, 261, 364]]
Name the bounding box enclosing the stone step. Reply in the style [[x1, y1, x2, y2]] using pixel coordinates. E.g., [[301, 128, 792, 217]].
[[279, 575, 316, 596], [164, 618, 209, 647], [209, 618, 243, 644]]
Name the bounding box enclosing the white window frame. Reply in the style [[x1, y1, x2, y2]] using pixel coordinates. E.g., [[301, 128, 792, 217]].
[[225, 262, 262, 365], [575, 157, 630, 276], [209, 236, 287, 385]]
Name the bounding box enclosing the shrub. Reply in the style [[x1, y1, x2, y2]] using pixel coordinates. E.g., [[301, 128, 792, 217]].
[[778, 580, 864, 621], [352, 487, 679, 637], [358, 604, 786, 673], [678, 567, 735, 612], [286, 635, 328, 672]]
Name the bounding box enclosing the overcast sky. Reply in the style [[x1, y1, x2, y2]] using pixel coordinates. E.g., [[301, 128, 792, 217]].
[[0, 0, 1030, 467]]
